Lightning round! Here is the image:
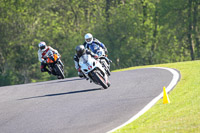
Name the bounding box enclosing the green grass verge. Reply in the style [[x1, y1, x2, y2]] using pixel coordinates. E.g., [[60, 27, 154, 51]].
[[112, 60, 200, 133]]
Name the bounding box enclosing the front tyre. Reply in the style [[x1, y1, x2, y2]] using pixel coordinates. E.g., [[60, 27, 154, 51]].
[[107, 80, 111, 87], [54, 64, 65, 79], [93, 71, 108, 89]]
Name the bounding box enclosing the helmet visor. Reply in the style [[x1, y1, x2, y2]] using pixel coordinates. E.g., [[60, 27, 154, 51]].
[[77, 49, 85, 57], [86, 38, 92, 43], [40, 45, 46, 50]]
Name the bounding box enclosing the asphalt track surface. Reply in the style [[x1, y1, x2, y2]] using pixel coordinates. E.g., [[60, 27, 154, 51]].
[[0, 68, 180, 133]]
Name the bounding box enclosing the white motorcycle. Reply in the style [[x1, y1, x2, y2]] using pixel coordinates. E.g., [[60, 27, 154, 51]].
[[79, 53, 111, 89]]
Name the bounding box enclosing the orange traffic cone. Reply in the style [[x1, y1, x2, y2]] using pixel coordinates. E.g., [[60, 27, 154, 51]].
[[163, 86, 170, 104]]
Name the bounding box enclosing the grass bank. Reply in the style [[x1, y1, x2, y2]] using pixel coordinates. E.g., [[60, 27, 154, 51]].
[[113, 60, 200, 133]]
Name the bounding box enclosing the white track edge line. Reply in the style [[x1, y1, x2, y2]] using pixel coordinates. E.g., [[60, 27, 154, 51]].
[[107, 67, 180, 133]]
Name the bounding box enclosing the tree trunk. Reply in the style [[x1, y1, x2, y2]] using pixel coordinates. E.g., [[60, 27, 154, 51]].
[[188, 0, 195, 60], [193, 0, 200, 58], [105, 0, 111, 21], [141, 0, 147, 24], [150, 2, 158, 64], [141, 0, 147, 45]]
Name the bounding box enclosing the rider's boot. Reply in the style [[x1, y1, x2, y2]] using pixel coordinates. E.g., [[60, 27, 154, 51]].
[[44, 68, 52, 75], [57, 75, 62, 79], [105, 57, 112, 64], [78, 72, 84, 78], [47, 71, 51, 75]]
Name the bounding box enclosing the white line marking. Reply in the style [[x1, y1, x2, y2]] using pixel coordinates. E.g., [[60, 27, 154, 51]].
[[107, 67, 180, 133]]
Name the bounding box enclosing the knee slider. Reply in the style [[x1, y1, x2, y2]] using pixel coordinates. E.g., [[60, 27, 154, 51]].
[[41, 68, 45, 72]]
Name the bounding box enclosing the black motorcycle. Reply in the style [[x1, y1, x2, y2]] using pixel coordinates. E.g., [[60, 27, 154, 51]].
[[45, 54, 65, 79]]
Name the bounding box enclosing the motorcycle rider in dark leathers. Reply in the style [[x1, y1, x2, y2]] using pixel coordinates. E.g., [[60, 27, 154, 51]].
[[74, 45, 98, 78]]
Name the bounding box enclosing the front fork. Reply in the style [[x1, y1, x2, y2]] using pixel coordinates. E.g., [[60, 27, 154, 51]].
[[58, 59, 64, 69]]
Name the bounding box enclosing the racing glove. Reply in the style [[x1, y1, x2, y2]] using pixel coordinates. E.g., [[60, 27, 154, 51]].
[[94, 54, 98, 59], [42, 60, 47, 64], [78, 68, 81, 72]]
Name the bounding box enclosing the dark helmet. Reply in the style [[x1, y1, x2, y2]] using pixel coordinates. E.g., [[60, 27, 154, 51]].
[[76, 45, 86, 57]]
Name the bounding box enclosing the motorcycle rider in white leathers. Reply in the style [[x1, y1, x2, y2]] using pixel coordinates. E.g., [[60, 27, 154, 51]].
[[38, 41, 60, 75]]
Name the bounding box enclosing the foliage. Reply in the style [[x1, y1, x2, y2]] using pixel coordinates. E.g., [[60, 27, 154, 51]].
[[0, 0, 199, 86]]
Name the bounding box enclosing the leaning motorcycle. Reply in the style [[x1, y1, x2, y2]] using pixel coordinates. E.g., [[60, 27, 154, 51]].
[[44, 53, 65, 79], [79, 53, 110, 89], [89, 44, 111, 76]]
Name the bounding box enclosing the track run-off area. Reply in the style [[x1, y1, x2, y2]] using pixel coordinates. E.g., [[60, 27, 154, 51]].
[[0, 67, 180, 133]]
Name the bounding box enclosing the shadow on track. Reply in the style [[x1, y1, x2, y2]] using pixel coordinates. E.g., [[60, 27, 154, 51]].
[[34, 78, 84, 86], [19, 88, 102, 100]]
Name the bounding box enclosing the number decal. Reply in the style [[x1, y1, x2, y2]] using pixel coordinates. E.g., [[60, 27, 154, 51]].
[[88, 66, 92, 70]]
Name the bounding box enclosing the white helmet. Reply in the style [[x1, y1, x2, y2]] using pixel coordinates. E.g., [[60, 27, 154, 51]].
[[84, 33, 93, 44], [38, 41, 47, 51]]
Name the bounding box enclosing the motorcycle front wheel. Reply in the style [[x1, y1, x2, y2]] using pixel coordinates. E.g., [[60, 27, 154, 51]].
[[92, 71, 108, 89], [54, 64, 65, 79]]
